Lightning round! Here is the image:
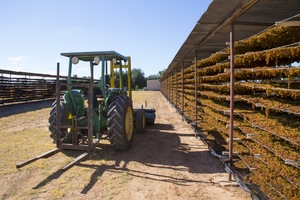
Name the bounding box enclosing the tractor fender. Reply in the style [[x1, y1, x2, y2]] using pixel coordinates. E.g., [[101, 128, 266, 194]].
[[63, 90, 85, 117]]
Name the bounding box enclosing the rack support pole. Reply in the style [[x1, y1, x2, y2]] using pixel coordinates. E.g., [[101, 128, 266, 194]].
[[229, 22, 235, 181], [194, 50, 198, 125], [182, 62, 184, 116]]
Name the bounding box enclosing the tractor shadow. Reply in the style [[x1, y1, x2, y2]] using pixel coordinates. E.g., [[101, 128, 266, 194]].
[[33, 122, 225, 193], [76, 122, 226, 194]]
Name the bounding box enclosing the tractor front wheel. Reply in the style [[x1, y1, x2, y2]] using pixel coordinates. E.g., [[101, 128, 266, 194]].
[[108, 95, 134, 151]]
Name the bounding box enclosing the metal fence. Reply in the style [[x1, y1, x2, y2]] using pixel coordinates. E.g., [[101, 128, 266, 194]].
[[0, 69, 90, 106]]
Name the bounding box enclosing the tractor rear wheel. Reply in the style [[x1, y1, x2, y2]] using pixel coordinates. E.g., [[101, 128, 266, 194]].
[[48, 99, 69, 143], [108, 95, 134, 151], [135, 109, 145, 134]]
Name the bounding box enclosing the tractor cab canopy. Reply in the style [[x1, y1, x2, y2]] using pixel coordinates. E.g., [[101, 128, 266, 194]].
[[60, 50, 132, 100], [61, 51, 128, 63]]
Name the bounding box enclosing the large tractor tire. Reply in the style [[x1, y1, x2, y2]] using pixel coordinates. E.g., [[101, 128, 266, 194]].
[[135, 109, 145, 134], [48, 99, 69, 143], [108, 95, 134, 151]]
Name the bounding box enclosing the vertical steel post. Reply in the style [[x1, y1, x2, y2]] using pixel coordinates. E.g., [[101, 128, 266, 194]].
[[229, 22, 235, 180], [88, 62, 94, 151], [171, 73, 173, 103], [194, 51, 198, 125], [169, 75, 171, 101], [101, 55, 106, 98], [175, 69, 178, 108], [25, 75, 27, 102], [127, 57, 132, 99], [9, 73, 11, 104], [182, 62, 184, 116], [31, 75, 35, 101], [169, 74, 171, 101], [166, 76, 169, 99], [119, 61, 123, 89], [172, 71, 175, 105], [170, 73, 173, 103], [41, 76, 44, 100], [168, 74, 170, 101], [105, 60, 108, 77], [167, 76, 168, 99], [168, 75, 170, 101], [1, 72, 3, 106], [56, 63, 61, 148]]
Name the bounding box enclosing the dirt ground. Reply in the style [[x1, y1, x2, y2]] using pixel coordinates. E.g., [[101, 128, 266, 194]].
[[0, 91, 250, 200]]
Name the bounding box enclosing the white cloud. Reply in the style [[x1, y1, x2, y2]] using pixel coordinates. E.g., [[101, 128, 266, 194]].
[[8, 56, 28, 65]]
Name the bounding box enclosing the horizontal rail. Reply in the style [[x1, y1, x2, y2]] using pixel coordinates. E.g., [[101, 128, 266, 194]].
[[0, 69, 99, 106]]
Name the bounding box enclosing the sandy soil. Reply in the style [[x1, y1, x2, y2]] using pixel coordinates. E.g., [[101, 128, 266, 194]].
[[0, 91, 250, 200]]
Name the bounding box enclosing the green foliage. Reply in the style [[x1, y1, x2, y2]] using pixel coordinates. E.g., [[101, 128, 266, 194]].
[[131, 68, 146, 90], [114, 70, 128, 88], [147, 74, 160, 80], [158, 69, 166, 77], [147, 69, 166, 80]]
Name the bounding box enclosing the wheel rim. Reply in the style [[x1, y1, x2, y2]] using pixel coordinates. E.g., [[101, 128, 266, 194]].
[[125, 106, 133, 140]]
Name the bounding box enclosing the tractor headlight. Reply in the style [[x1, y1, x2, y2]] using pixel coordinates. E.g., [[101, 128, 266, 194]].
[[71, 57, 79, 64], [112, 58, 117, 65], [94, 56, 100, 64]]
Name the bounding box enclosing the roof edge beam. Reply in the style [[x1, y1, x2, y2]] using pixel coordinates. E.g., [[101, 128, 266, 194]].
[[276, 21, 300, 27], [234, 20, 274, 26]]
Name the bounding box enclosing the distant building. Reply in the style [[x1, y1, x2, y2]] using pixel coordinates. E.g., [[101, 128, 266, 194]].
[[146, 79, 160, 91]]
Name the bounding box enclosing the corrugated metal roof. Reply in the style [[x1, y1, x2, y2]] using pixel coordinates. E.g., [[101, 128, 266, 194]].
[[162, 0, 300, 80]]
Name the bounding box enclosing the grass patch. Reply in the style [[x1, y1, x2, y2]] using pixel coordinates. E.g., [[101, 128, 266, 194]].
[[0, 126, 55, 175]]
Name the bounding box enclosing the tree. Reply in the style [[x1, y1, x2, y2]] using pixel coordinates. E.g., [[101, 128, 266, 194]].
[[114, 70, 127, 88], [147, 74, 160, 80], [147, 68, 166, 80], [158, 69, 166, 77], [131, 68, 146, 90]]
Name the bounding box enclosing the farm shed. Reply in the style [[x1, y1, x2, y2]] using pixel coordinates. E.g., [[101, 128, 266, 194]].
[[160, 0, 300, 199], [147, 79, 160, 91]]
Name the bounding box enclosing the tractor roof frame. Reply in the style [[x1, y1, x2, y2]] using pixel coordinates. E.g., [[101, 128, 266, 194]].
[[61, 51, 128, 62], [61, 51, 130, 96]]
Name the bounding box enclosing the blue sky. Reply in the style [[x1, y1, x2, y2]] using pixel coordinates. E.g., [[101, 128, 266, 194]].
[[0, 0, 212, 77]]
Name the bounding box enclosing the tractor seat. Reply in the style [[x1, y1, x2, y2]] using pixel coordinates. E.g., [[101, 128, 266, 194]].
[[83, 87, 103, 108]]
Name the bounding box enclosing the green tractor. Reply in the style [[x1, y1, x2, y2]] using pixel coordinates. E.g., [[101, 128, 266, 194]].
[[48, 51, 152, 152], [16, 51, 155, 170]]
